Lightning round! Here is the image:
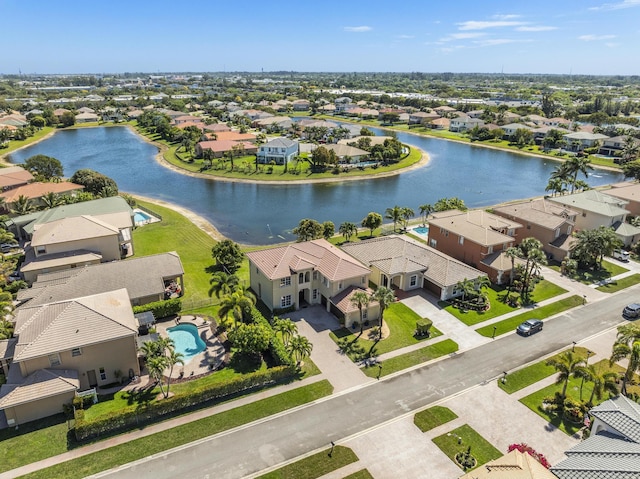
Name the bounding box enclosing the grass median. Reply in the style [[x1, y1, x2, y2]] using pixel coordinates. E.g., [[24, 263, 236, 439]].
[[414, 406, 458, 432], [257, 445, 358, 479], [475, 295, 584, 338], [432, 424, 501, 471], [362, 339, 458, 378], [15, 380, 333, 479]]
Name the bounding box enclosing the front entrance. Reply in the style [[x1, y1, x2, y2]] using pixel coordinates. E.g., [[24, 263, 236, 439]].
[[87, 369, 97, 388]]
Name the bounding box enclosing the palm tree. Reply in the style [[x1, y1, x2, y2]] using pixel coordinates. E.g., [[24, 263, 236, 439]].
[[516, 237, 547, 302], [339, 222, 358, 243], [40, 191, 62, 210], [139, 339, 160, 359], [350, 290, 370, 336], [546, 351, 585, 399], [164, 349, 184, 399], [610, 324, 640, 396], [385, 205, 403, 232], [208, 271, 240, 299], [455, 278, 476, 301], [576, 363, 618, 405], [565, 157, 594, 194], [504, 247, 520, 287], [218, 286, 256, 329], [419, 203, 433, 225], [10, 195, 35, 215], [287, 334, 313, 367], [146, 355, 169, 397], [545, 178, 566, 197], [400, 207, 415, 231], [620, 136, 640, 164], [273, 318, 297, 347], [371, 286, 395, 340]]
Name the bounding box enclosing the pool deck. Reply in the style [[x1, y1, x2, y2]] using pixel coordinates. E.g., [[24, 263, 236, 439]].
[[155, 315, 226, 379], [133, 208, 161, 226]]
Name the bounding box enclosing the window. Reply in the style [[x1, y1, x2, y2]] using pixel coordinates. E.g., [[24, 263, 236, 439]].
[[99, 367, 107, 381], [458, 236, 464, 245], [555, 228, 560, 238], [410, 275, 417, 287], [429, 239, 437, 248], [338, 282, 343, 289], [36, 246, 46, 255], [281, 295, 292, 307], [361, 276, 366, 284], [71, 348, 82, 357], [280, 277, 291, 287], [582, 212, 587, 217], [299, 273, 304, 284], [313, 271, 319, 280], [362, 309, 368, 320], [313, 289, 318, 300], [48, 353, 61, 367], [487, 245, 494, 254]]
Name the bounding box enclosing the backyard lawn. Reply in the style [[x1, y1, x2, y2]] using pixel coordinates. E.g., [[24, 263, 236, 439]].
[[475, 295, 584, 337], [362, 339, 458, 378], [432, 424, 502, 471], [414, 406, 458, 432], [329, 302, 440, 361], [441, 280, 567, 326]]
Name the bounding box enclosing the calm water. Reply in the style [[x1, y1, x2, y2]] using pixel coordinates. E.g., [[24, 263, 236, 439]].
[[8, 126, 624, 245]]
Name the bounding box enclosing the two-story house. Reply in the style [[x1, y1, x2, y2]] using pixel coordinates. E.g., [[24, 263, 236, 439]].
[[449, 115, 484, 132], [246, 239, 377, 328], [427, 210, 522, 284], [493, 199, 578, 261], [256, 137, 299, 165]]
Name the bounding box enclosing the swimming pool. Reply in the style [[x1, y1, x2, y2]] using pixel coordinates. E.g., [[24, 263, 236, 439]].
[[412, 226, 429, 236], [134, 211, 151, 224], [167, 323, 206, 363]]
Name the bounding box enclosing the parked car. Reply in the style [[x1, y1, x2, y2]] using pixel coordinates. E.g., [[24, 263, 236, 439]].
[[516, 319, 543, 336], [613, 249, 630, 262], [623, 303, 640, 319], [0, 243, 16, 253]]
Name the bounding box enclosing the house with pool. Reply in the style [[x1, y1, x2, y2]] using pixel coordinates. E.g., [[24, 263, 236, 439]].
[[246, 239, 379, 328], [0, 288, 141, 426]]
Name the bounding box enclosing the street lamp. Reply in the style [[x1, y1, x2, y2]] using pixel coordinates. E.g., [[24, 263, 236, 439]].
[[501, 371, 507, 383], [572, 341, 577, 352], [329, 441, 335, 457], [586, 350, 593, 365], [377, 363, 383, 380], [492, 326, 497, 340]]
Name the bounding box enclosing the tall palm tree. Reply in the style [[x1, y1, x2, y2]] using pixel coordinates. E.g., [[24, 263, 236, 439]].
[[164, 349, 184, 399], [400, 207, 415, 230], [504, 247, 520, 286], [350, 290, 370, 336], [419, 203, 433, 225], [621, 136, 640, 164], [218, 286, 256, 329], [287, 334, 313, 367], [610, 326, 640, 397], [273, 318, 297, 347], [146, 355, 169, 397], [576, 363, 618, 405], [385, 205, 403, 232], [546, 351, 585, 399], [371, 286, 395, 340], [516, 237, 547, 302], [565, 157, 594, 194], [339, 222, 358, 243], [208, 271, 240, 299]]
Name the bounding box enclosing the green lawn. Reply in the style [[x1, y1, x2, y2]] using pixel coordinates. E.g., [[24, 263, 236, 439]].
[[550, 260, 629, 285], [362, 339, 458, 378], [596, 273, 640, 292], [432, 424, 502, 471], [475, 295, 584, 337], [257, 446, 358, 479], [442, 280, 567, 326], [0, 126, 55, 157], [16, 380, 333, 479], [498, 347, 590, 394], [414, 406, 458, 432], [330, 302, 441, 361], [342, 470, 374, 479]]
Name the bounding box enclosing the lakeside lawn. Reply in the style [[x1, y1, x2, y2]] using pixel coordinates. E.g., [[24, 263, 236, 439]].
[[441, 280, 567, 327], [432, 424, 502, 471], [0, 126, 55, 158], [497, 347, 590, 394], [548, 259, 628, 285], [329, 302, 441, 361], [414, 406, 458, 433], [475, 295, 584, 337], [362, 339, 458, 378], [257, 445, 358, 479], [12, 380, 333, 479], [595, 273, 640, 292]]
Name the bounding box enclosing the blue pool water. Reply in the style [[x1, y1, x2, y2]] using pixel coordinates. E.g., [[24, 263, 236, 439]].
[[134, 211, 151, 223], [167, 323, 206, 363], [412, 226, 429, 235]]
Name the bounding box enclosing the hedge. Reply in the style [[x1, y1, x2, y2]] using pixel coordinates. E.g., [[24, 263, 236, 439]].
[[132, 298, 182, 318], [250, 308, 293, 366], [74, 365, 296, 441]]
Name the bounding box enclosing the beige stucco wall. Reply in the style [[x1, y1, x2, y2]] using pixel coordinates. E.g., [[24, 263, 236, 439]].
[[23, 258, 102, 284], [4, 391, 75, 425], [36, 235, 121, 262], [19, 336, 140, 390]]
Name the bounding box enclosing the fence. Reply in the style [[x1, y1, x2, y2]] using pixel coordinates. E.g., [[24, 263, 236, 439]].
[[181, 297, 217, 312]]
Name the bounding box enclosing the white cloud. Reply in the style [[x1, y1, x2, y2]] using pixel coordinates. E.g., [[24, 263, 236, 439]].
[[396, 34, 414, 39], [457, 20, 526, 30], [492, 14, 522, 20], [343, 26, 372, 32], [516, 25, 557, 32], [589, 0, 640, 10], [578, 34, 616, 41], [439, 32, 486, 42]]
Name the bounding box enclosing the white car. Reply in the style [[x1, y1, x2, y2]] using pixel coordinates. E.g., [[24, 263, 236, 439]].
[[613, 250, 630, 262]]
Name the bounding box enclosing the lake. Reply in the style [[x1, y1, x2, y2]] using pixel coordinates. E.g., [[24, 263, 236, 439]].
[[7, 126, 624, 245]]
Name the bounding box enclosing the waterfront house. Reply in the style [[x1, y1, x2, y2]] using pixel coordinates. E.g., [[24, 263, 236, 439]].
[[75, 112, 99, 123], [606, 182, 640, 216], [0, 181, 84, 212], [292, 99, 310, 111], [562, 132, 609, 152], [428, 210, 521, 284], [256, 137, 298, 165], [493, 199, 578, 261], [246, 239, 376, 328], [449, 115, 484, 132], [195, 140, 257, 159], [341, 235, 486, 301], [0, 166, 34, 191]]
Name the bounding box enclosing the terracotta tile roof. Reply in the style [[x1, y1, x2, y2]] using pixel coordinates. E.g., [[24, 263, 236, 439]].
[[196, 140, 257, 153], [13, 288, 137, 362], [208, 131, 257, 142], [493, 199, 578, 230], [460, 449, 556, 479], [202, 123, 231, 132], [331, 286, 378, 315], [1, 181, 84, 203], [31, 215, 119, 246], [0, 166, 34, 189], [247, 239, 370, 281], [429, 210, 521, 246], [0, 369, 79, 409]]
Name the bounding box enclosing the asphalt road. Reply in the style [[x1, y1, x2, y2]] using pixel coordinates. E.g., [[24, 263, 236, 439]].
[[91, 290, 635, 479]]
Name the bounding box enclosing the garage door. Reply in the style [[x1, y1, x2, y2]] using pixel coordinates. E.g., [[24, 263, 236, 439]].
[[422, 278, 441, 297]]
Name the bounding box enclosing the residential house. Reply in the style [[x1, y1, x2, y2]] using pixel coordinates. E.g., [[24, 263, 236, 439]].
[[428, 210, 522, 284], [449, 115, 484, 132], [74, 112, 99, 123], [562, 132, 609, 152], [493, 199, 578, 261], [77, 107, 95, 114], [0, 166, 34, 191], [544, 117, 572, 128], [341, 235, 486, 301], [599, 135, 640, 158], [466, 110, 485, 119], [203, 131, 256, 143], [256, 137, 298, 165], [0, 289, 141, 425], [606, 182, 640, 216], [0, 181, 84, 212], [459, 450, 556, 479], [202, 123, 231, 133], [500, 123, 532, 138], [552, 395, 640, 479], [408, 111, 440, 125], [17, 252, 184, 307], [320, 144, 369, 163], [292, 99, 310, 111], [252, 116, 293, 131], [172, 115, 203, 126], [429, 117, 450, 130], [52, 109, 71, 122], [195, 140, 257, 159], [433, 105, 458, 117], [246, 239, 376, 328], [334, 97, 353, 112]]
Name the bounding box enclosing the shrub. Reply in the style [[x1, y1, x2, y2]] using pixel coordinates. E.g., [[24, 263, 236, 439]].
[[416, 318, 433, 337], [133, 298, 182, 318], [73, 395, 94, 410], [508, 443, 551, 469]]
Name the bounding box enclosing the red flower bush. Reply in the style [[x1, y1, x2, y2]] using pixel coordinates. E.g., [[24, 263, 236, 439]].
[[508, 443, 551, 469]]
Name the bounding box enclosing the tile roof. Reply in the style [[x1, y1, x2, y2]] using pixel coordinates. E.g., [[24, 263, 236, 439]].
[[331, 286, 378, 314], [322, 144, 369, 158], [0, 338, 16, 360], [17, 252, 184, 306], [0, 181, 84, 203], [591, 395, 640, 442], [459, 449, 556, 479], [246, 239, 370, 282], [0, 369, 79, 409], [493, 199, 578, 230], [31, 215, 119, 246], [429, 210, 521, 246], [196, 140, 257, 153], [20, 250, 102, 273], [606, 183, 640, 203], [549, 190, 630, 217], [0, 166, 34, 189], [261, 137, 297, 149], [341, 235, 485, 288]]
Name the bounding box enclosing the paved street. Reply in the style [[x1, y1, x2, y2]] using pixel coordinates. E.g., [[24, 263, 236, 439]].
[[90, 286, 636, 479]]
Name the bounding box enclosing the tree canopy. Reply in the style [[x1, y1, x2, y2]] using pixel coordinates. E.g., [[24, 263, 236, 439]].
[[211, 239, 244, 274], [293, 218, 324, 242], [70, 169, 118, 196], [23, 154, 63, 181]]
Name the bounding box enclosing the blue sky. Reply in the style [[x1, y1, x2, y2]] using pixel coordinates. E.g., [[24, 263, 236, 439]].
[[2, 0, 639, 75]]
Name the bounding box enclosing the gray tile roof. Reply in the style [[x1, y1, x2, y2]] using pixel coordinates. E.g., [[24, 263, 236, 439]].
[[591, 395, 640, 442], [17, 252, 184, 306], [429, 210, 521, 247], [0, 369, 79, 409], [549, 190, 630, 217]]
